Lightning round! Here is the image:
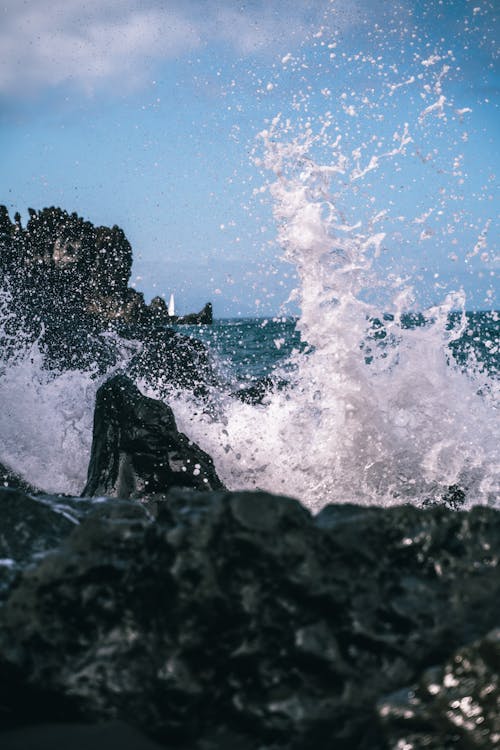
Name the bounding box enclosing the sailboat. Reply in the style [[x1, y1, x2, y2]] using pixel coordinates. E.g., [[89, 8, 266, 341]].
[[168, 293, 175, 318]]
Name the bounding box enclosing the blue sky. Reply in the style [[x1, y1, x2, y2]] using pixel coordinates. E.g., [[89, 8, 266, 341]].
[[1, 0, 498, 316]]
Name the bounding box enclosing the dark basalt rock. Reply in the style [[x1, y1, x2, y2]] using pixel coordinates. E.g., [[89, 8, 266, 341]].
[[0, 206, 213, 381], [0, 205, 212, 331], [378, 628, 500, 749], [0, 721, 168, 750], [82, 375, 224, 498], [173, 302, 213, 326], [0, 489, 75, 563], [127, 327, 218, 398], [0, 463, 40, 495], [0, 490, 498, 749], [0, 488, 76, 602]]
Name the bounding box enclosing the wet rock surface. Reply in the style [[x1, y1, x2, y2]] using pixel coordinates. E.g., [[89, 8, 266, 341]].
[[0, 488, 76, 602], [378, 628, 500, 749], [0, 206, 215, 387], [0, 488, 498, 749], [0, 463, 41, 495], [127, 327, 218, 398], [82, 375, 224, 498], [0, 721, 168, 750]]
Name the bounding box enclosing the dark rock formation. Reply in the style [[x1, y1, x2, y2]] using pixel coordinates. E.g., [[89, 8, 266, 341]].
[[0, 721, 168, 750], [82, 375, 224, 498], [0, 463, 40, 495], [0, 205, 212, 329], [127, 327, 218, 398], [0, 488, 76, 601], [0, 489, 498, 749], [378, 628, 500, 749], [0, 206, 213, 378], [173, 302, 213, 326]]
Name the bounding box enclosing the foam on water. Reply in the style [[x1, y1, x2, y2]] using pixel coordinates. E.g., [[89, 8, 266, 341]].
[[168, 109, 498, 511], [0, 7, 498, 509], [0, 335, 97, 495]]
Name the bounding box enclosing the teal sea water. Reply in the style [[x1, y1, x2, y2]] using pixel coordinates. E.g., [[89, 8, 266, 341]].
[[164, 309, 499, 510], [180, 310, 499, 386], [0, 301, 498, 509]]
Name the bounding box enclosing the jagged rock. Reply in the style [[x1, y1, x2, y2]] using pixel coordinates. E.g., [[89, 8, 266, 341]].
[[0, 489, 75, 563], [82, 375, 224, 498], [0, 492, 498, 749], [0, 463, 40, 495], [378, 628, 500, 749], [147, 295, 169, 325], [20, 206, 132, 302], [127, 327, 218, 397], [0, 488, 76, 601], [0, 206, 213, 379], [174, 302, 213, 325]]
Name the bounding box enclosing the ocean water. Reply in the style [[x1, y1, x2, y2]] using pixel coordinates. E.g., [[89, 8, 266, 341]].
[[1, 6, 498, 512], [178, 312, 498, 386], [166, 311, 499, 512], [1, 304, 498, 510], [1, 133, 499, 510]]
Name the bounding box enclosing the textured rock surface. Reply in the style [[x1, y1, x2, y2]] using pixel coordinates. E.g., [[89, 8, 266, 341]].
[[82, 375, 224, 498], [0, 205, 211, 330], [0, 463, 40, 495], [127, 327, 218, 398], [0, 489, 498, 749], [0, 722, 167, 750], [378, 629, 500, 749], [0, 206, 214, 378], [0, 488, 76, 602]]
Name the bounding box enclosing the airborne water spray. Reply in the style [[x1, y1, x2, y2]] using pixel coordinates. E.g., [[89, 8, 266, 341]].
[[172, 15, 499, 510]]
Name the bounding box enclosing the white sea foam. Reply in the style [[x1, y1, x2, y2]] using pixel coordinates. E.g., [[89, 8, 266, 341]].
[[0, 334, 97, 494], [167, 115, 499, 512], [0, 13, 497, 509]]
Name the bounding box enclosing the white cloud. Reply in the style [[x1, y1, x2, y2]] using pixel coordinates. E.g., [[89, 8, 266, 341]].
[[0, 0, 331, 95], [0, 0, 203, 93]]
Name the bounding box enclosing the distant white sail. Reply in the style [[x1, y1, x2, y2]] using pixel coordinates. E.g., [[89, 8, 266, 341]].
[[168, 293, 175, 317]]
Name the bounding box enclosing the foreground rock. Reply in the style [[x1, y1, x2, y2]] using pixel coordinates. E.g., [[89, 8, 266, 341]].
[[0, 489, 498, 749], [0, 463, 40, 495], [0, 488, 76, 602], [378, 628, 500, 749], [0, 722, 167, 750], [82, 375, 224, 498]]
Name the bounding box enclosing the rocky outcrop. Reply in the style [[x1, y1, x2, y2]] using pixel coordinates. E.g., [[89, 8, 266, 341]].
[[378, 628, 500, 749], [82, 375, 224, 498], [0, 205, 213, 361], [0, 462, 40, 495], [0, 488, 76, 602], [1, 206, 132, 322], [0, 207, 217, 387], [0, 488, 498, 749], [173, 302, 213, 325]]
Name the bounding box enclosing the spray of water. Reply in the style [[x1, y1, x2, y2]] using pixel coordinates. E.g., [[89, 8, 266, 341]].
[[0, 5, 497, 508], [171, 86, 498, 511]]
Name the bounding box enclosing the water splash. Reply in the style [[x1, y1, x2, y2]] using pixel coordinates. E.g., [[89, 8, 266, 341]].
[[0, 4, 497, 509], [170, 94, 498, 511]]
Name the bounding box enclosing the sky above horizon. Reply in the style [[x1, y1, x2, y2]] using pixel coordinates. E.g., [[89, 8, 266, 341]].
[[1, 0, 498, 317]]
